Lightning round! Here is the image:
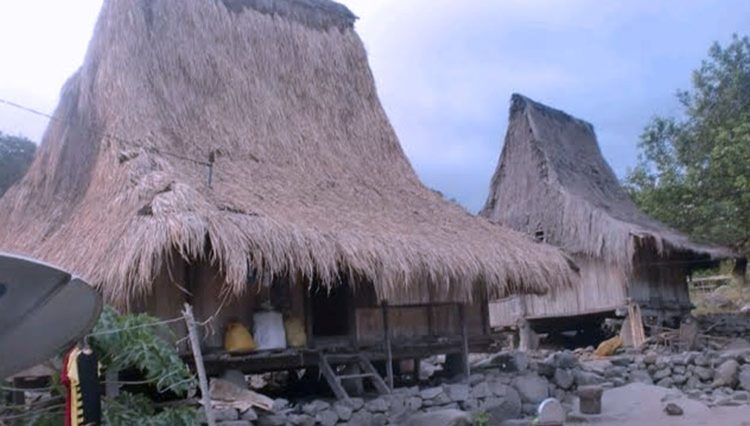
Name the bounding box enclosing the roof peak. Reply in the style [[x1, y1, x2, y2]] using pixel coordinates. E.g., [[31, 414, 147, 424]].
[[220, 0, 357, 31], [510, 93, 595, 133]]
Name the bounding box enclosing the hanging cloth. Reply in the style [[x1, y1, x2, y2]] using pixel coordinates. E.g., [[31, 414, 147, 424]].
[[62, 346, 102, 425]]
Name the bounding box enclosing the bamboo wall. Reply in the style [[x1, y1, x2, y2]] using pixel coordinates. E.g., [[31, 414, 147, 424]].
[[489, 255, 628, 328], [489, 251, 693, 329]]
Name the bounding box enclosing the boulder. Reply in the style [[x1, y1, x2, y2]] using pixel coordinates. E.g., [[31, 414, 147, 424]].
[[739, 365, 750, 391], [302, 400, 330, 416], [653, 368, 672, 381], [446, 384, 470, 402], [343, 397, 364, 411], [713, 359, 740, 388], [214, 407, 239, 422], [334, 403, 353, 421], [481, 393, 522, 422], [420, 387, 444, 400], [512, 374, 549, 404], [537, 360, 556, 377], [404, 409, 472, 426], [287, 414, 314, 426], [349, 410, 374, 426], [656, 377, 674, 388], [257, 414, 287, 426], [240, 408, 258, 421], [406, 396, 423, 411], [694, 366, 713, 381], [471, 382, 491, 399], [643, 352, 658, 365], [629, 370, 653, 385], [555, 351, 579, 369], [553, 369, 574, 390], [365, 397, 390, 413], [664, 402, 683, 416], [316, 410, 339, 426], [574, 370, 603, 386]]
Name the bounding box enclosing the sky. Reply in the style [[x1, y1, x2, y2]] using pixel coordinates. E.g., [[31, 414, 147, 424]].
[[0, 1, 748, 212]]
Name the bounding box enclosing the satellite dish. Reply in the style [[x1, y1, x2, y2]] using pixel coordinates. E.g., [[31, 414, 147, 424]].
[[0, 252, 102, 379]]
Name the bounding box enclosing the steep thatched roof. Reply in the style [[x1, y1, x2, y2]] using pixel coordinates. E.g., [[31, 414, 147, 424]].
[[0, 1, 574, 307], [481, 94, 736, 271]]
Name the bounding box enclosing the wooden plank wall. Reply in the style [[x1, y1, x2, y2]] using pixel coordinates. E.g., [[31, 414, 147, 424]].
[[489, 255, 628, 328], [356, 304, 468, 343]]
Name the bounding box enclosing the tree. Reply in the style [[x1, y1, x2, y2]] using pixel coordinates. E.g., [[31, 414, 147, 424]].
[[0, 131, 36, 197], [625, 34, 750, 257]]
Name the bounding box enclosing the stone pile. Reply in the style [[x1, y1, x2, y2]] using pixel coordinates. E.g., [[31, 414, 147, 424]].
[[201, 338, 750, 425], [697, 313, 750, 338]]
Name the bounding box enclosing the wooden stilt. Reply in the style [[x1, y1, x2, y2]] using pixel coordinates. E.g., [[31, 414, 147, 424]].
[[183, 303, 216, 426], [303, 286, 314, 349], [459, 303, 470, 378], [381, 302, 394, 390]]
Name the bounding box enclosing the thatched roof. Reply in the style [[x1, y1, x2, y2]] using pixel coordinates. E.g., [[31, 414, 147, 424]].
[[0, 1, 574, 307], [481, 94, 736, 271]]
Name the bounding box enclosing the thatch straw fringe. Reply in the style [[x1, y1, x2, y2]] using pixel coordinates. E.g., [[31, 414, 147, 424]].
[[0, 1, 574, 309], [482, 94, 736, 272]]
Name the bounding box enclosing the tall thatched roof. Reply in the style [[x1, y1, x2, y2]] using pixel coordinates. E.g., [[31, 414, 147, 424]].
[[0, 1, 574, 307], [481, 94, 736, 271]]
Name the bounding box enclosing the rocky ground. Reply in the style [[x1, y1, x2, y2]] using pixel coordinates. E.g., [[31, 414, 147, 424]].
[[201, 314, 750, 425]]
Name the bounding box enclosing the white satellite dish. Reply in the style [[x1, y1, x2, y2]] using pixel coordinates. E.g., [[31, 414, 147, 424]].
[[0, 252, 102, 379]]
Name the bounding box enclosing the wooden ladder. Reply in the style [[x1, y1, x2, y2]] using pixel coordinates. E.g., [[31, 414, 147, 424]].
[[318, 353, 391, 400]]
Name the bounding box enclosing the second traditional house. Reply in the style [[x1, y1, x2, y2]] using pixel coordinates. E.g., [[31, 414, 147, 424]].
[[481, 94, 740, 336]]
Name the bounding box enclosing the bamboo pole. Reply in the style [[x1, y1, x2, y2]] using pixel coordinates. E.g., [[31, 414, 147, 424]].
[[183, 303, 216, 426], [381, 302, 394, 390]]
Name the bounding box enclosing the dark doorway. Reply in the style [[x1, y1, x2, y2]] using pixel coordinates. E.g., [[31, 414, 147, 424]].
[[310, 284, 350, 337]]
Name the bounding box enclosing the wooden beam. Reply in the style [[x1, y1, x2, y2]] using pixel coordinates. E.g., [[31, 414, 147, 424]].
[[303, 284, 314, 349], [381, 302, 394, 389], [459, 303, 470, 378], [183, 303, 216, 426], [318, 355, 349, 400], [347, 285, 357, 348]]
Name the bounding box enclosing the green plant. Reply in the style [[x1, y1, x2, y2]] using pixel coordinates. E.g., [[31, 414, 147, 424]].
[[473, 410, 491, 426], [91, 306, 196, 395]]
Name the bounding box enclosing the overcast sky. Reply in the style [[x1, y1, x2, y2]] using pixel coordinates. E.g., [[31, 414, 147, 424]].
[[1, 1, 748, 212]]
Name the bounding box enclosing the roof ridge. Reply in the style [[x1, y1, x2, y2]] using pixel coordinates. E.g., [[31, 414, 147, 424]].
[[510, 93, 595, 135]]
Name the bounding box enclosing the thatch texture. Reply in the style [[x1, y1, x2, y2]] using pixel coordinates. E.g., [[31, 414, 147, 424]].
[[481, 94, 736, 272], [0, 1, 574, 308]]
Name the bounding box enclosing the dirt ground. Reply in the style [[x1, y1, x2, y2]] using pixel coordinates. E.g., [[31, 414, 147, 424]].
[[568, 383, 750, 426]]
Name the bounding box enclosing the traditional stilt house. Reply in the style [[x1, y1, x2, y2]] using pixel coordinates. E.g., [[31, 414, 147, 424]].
[[481, 94, 739, 334], [0, 2, 575, 392]]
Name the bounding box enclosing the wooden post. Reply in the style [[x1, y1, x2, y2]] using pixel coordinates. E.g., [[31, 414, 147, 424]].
[[183, 303, 216, 426], [459, 303, 470, 378], [381, 302, 394, 390], [304, 286, 314, 349], [734, 258, 748, 287], [105, 369, 120, 398]]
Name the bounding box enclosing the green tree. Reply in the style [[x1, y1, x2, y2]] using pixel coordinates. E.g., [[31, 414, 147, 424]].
[[625, 34, 750, 257], [0, 131, 36, 197]]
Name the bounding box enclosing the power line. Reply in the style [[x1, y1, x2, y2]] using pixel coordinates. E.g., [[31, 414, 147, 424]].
[[0, 97, 211, 167], [85, 316, 184, 338]]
